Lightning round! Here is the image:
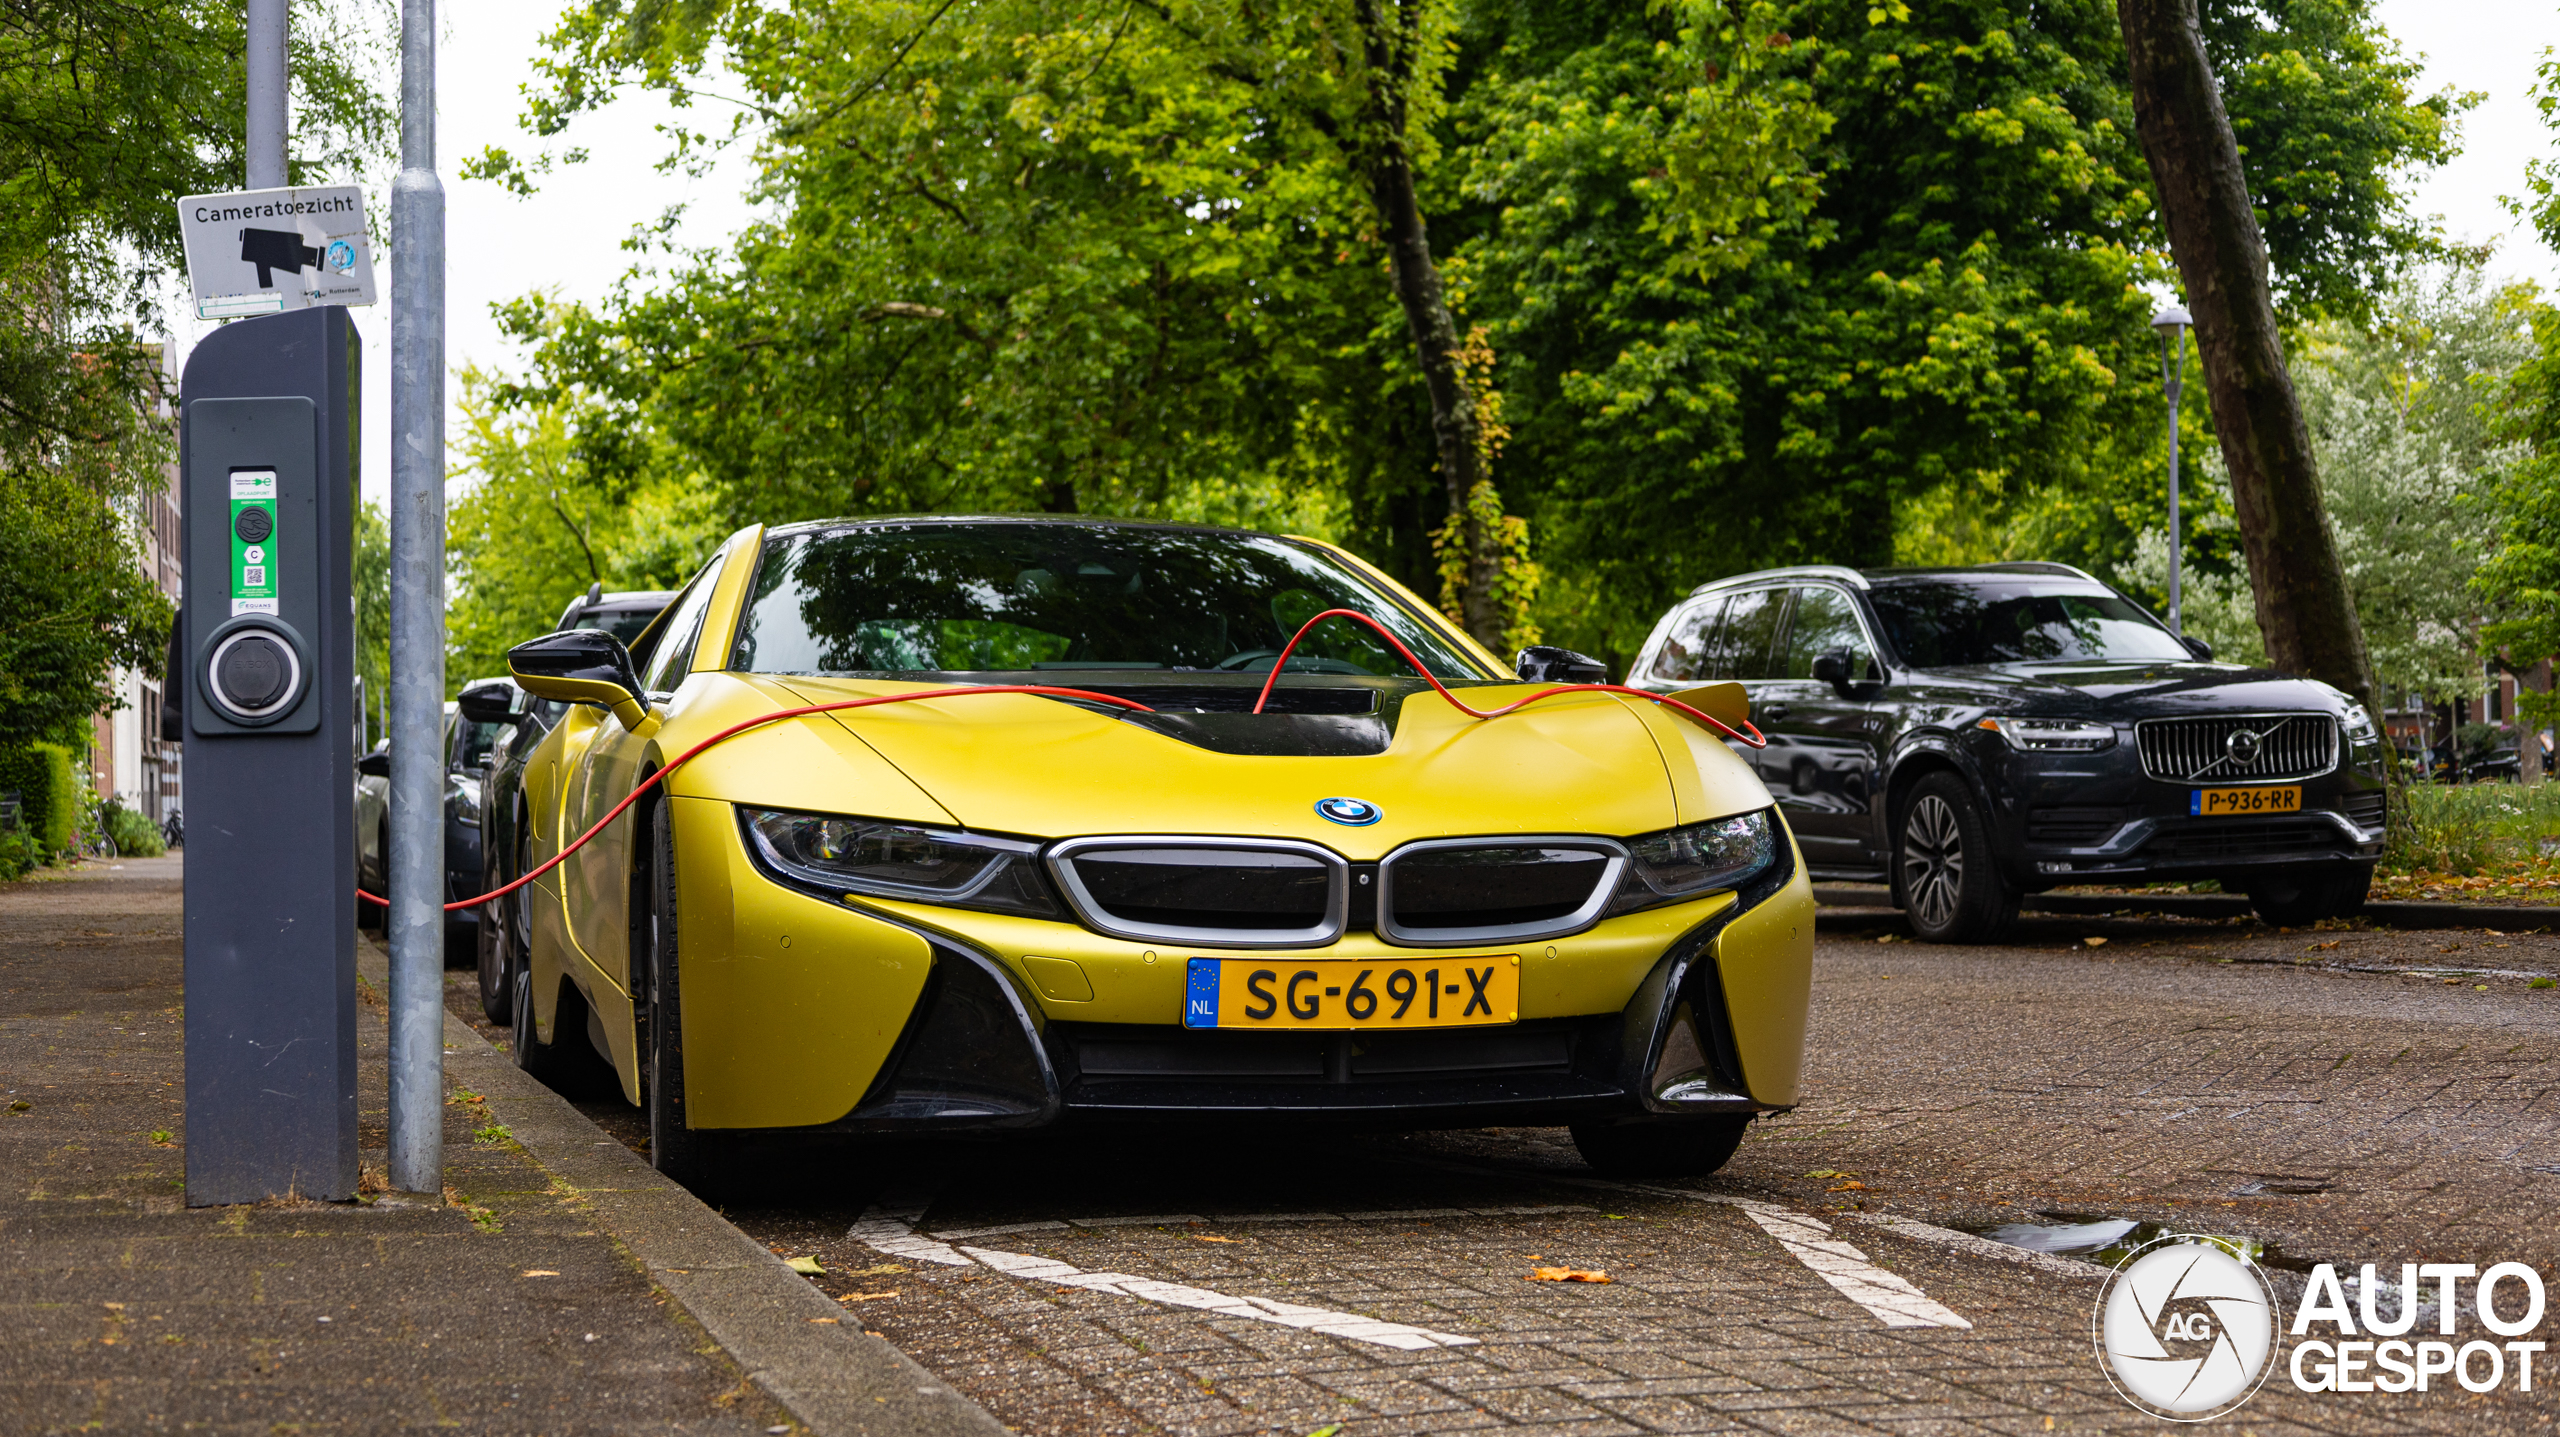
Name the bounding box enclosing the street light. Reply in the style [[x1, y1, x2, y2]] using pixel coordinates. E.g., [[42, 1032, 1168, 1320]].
[[2151, 303, 2192, 637]]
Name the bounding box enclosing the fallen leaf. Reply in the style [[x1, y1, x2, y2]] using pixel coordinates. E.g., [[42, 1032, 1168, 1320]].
[[2306, 941, 2340, 952], [1803, 1170, 1850, 1180], [521, 1270, 559, 1278], [847, 1263, 908, 1277], [807, 1317, 839, 1324], [1194, 1234, 1241, 1244], [786, 1256, 824, 1275], [1827, 1180, 1867, 1192], [840, 1290, 900, 1303], [2083, 936, 2107, 948], [1527, 1266, 1611, 1283]]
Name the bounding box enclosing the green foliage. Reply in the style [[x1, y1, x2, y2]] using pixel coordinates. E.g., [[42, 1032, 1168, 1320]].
[[0, 466, 172, 748], [445, 373, 723, 686], [355, 500, 389, 747], [100, 798, 164, 858], [2384, 780, 2560, 878], [473, 0, 2456, 674], [0, 743, 81, 860], [2479, 302, 2560, 732], [0, 829, 34, 881]]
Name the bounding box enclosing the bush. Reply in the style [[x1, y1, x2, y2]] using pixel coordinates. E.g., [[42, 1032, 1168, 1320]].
[[0, 742, 79, 860], [99, 798, 164, 857], [0, 828, 34, 880], [2385, 781, 2560, 877]]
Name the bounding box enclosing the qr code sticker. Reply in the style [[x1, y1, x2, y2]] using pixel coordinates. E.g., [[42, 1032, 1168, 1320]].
[[243, 565, 267, 587]]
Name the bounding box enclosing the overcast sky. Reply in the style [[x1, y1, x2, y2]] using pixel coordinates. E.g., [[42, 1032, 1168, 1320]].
[[157, 0, 2560, 510]]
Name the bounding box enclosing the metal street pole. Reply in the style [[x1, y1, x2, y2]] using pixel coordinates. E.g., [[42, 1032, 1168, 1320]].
[[2151, 304, 2192, 637], [386, 0, 447, 1194], [244, 0, 286, 188]]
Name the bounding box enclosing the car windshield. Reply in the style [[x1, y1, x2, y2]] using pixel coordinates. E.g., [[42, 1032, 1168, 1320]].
[[728, 523, 1482, 678], [1865, 581, 2191, 666]]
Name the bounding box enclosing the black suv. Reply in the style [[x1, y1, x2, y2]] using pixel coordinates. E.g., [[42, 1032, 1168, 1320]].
[[1628, 563, 2388, 940]]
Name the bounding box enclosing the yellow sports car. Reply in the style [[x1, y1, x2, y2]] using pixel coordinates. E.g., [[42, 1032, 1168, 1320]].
[[502, 516, 1813, 1185]]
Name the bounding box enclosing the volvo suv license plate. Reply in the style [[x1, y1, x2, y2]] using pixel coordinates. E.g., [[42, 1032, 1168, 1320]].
[[1183, 956, 1518, 1030], [2190, 784, 2303, 816]]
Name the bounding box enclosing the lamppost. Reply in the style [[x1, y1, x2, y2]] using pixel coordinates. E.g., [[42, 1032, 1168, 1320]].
[[2151, 303, 2191, 636]]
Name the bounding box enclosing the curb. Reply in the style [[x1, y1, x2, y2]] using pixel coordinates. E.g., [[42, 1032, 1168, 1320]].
[[1811, 885, 2553, 933], [359, 946, 1008, 1437]]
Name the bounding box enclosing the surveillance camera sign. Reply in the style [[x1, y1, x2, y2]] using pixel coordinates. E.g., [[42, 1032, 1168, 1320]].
[[176, 185, 376, 319]]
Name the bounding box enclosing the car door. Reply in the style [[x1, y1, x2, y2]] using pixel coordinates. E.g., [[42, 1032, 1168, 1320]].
[[1759, 584, 1888, 872], [563, 558, 724, 992]]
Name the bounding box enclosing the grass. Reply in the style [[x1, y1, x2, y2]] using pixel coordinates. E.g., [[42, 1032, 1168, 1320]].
[[2376, 780, 2560, 904]]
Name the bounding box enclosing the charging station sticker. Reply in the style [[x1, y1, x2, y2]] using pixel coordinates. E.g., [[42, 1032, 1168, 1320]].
[[229, 470, 279, 617]]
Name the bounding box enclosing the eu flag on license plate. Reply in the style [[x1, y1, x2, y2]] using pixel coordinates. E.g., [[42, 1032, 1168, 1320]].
[[1184, 958, 1219, 1029]]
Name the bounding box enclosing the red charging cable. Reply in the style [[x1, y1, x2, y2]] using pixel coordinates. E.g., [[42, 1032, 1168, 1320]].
[[358, 684, 1156, 914], [365, 615, 1766, 916], [1250, 607, 1768, 747]]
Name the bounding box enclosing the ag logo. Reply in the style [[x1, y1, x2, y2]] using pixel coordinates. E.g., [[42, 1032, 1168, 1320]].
[[2094, 1235, 2278, 1421]]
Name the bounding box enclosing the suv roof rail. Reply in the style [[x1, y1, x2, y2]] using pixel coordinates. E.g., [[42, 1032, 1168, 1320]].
[[1969, 560, 2101, 581], [1686, 564, 1870, 597]]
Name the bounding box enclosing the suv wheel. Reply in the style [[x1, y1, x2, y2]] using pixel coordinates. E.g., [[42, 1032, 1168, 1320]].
[[2244, 863, 2372, 926], [1897, 773, 2019, 943], [1569, 1116, 1749, 1177]]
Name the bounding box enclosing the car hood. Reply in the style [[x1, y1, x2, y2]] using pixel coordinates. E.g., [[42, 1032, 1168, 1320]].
[[1937, 660, 2350, 715], [721, 675, 1757, 858]]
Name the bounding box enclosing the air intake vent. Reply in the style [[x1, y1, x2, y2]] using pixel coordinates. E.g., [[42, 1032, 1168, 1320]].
[[1047, 837, 1348, 949], [2136, 713, 2337, 783], [1376, 838, 1626, 947], [2026, 806, 2125, 844]]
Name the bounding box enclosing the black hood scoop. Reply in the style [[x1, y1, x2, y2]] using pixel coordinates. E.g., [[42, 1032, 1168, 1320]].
[[1116, 710, 1393, 757]]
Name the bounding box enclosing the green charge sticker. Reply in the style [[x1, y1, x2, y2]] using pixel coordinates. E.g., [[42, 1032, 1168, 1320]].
[[229, 470, 279, 617]]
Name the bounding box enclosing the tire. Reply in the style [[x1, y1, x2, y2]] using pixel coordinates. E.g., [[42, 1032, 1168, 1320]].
[[1570, 1116, 1750, 1178], [1896, 773, 2020, 943], [643, 800, 722, 1190], [476, 855, 512, 1024], [2245, 863, 2372, 926]]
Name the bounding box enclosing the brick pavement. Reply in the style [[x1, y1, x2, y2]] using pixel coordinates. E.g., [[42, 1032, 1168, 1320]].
[[712, 909, 2560, 1437]]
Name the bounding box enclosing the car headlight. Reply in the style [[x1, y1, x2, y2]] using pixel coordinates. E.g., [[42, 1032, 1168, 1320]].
[[1981, 716, 2117, 753], [1607, 810, 1779, 914], [741, 808, 1061, 918], [2342, 702, 2381, 747]]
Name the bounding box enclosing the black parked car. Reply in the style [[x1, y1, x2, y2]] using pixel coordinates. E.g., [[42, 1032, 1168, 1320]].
[[1627, 562, 2389, 940], [466, 586, 676, 1023], [355, 698, 509, 961]]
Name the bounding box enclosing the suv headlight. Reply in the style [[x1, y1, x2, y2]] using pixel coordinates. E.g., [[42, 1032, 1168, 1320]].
[[1607, 809, 1779, 915], [1982, 716, 2117, 753], [741, 808, 1061, 918], [2342, 702, 2381, 747]]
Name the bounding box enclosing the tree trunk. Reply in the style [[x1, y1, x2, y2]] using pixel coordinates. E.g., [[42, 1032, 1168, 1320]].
[[2118, 0, 2378, 715], [1350, 0, 1507, 652]]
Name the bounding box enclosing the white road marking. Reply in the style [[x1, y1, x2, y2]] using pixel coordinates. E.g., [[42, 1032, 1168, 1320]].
[[848, 1209, 1479, 1351], [1842, 1213, 2113, 1280], [1382, 1155, 1978, 1331], [1742, 1207, 1973, 1329]]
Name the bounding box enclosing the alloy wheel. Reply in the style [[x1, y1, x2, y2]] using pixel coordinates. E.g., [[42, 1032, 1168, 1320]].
[[1902, 794, 1963, 931]]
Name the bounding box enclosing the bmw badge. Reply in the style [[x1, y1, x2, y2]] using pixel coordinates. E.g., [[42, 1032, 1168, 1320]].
[[1314, 796, 1382, 826]]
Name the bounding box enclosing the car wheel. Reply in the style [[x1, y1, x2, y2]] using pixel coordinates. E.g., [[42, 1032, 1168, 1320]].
[[476, 866, 512, 1024], [1568, 1116, 1750, 1177], [2244, 863, 2372, 926], [643, 800, 723, 1190], [1896, 773, 2019, 943]]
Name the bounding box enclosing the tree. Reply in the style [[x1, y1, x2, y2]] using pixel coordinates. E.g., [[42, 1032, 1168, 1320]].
[[1, 0, 390, 734], [2117, 0, 2379, 713]]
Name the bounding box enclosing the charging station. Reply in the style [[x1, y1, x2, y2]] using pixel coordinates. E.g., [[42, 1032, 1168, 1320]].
[[177, 305, 362, 1205]]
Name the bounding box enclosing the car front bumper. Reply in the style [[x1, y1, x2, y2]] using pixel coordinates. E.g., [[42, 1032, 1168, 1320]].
[[666, 796, 1816, 1134]]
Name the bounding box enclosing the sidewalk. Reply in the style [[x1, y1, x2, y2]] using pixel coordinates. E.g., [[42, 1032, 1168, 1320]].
[[1814, 881, 2557, 931], [0, 856, 812, 1433]]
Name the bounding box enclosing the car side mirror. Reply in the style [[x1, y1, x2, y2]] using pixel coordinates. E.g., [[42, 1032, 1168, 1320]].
[[455, 679, 518, 726], [1515, 645, 1609, 684], [356, 746, 390, 778], [507, 629, 652, 730], [1810, 650, 1849, 686], [2182, 635, 2214, 662]]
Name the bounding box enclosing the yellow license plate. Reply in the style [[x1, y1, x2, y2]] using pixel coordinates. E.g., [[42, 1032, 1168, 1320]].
[[1182, 956, 1518, 1030], [2191, 784, 2302, 816]]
